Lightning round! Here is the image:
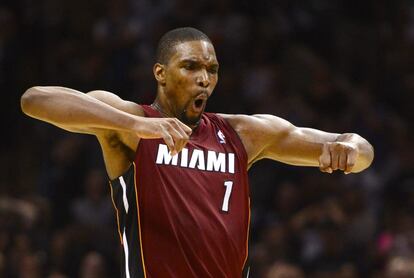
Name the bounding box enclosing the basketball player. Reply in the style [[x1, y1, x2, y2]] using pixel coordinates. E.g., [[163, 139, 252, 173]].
[[20, 27, 374, 277]]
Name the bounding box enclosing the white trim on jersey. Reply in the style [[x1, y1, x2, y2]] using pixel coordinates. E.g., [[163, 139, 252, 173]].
[[123, 228, 131, 278], [119, 176, 129, 213]]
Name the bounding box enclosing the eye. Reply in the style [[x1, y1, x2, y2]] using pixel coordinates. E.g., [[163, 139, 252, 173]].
[[183, 62, 197, 70], [208, 66, 219, 74]]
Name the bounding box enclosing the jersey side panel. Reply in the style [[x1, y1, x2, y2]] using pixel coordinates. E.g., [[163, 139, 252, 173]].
[[109, 165, 146, 278]]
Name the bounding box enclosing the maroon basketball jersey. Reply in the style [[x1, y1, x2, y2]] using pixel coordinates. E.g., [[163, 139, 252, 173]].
[[110, 105, 251, 277]]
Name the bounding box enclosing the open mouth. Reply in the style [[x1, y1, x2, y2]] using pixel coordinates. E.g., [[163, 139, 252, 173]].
[[194, 98, 204, 109], [191, 94, 207, 113]]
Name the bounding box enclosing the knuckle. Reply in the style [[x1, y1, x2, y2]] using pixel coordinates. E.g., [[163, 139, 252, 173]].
[[164, 122, 172, 129], [167, 119, 176, 126], [321, 158, 330, 165], [319, 158, 327, 166], [344, 146, 353, 153]]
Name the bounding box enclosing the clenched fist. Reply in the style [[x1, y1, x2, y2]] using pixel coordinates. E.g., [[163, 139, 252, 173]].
[[319, 142, 358, 174]]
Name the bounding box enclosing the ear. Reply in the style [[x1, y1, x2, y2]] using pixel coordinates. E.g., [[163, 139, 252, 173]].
[[153, 63, 166, 86]]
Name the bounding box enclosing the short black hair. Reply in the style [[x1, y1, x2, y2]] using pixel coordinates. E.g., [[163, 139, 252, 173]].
[[156, 27, 212, 64]]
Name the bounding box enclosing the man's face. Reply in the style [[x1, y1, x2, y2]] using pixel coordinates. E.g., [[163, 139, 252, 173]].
[[162, 40, 219, 126]]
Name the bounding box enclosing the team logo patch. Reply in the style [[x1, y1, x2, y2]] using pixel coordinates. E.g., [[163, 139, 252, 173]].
[[217, 130, 226, 144]]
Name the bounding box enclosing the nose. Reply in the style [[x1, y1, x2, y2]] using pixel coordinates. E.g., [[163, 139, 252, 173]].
[[196, 69, 210, 88]]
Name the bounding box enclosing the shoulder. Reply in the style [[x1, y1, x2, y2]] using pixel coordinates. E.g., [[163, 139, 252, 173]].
[[87, 90, 145, 151], [217, 113, 295, 167], [217, 113, 251, 127], [218, 113, 294, 135], [216, 114, 263, 167], [88, 90, 145, 178], [217, 113, 271, 142], [203, 113, 253, 139]]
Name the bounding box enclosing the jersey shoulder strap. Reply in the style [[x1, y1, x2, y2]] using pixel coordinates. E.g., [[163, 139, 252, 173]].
[[140, 104, 160, 117]]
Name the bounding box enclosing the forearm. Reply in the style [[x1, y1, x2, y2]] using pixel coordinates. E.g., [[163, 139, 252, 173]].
[[286, 129, 374, 173], [336, 133, 374, 172], [21, 86, 139, 133]]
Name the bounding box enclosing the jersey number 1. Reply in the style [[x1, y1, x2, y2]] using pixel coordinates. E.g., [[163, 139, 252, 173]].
[[221, 181, 233, 212]]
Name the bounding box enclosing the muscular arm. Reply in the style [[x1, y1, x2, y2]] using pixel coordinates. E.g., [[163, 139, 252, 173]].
[[221, 114, 374, 173], [20, 86, 145, 135], [21, 86, 192, 178]]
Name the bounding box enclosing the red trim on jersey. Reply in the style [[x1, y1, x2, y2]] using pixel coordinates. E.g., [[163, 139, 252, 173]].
[[242, 197, 251, 271], [133, 162, 148, 278], [109, 180, 123, 245]]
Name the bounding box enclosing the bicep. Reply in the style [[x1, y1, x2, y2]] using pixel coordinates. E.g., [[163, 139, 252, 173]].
[[221, 114, 296, 166], [55, 90, 143, 135], [223, 113, 339, 167], [86, 90, 144, 117]]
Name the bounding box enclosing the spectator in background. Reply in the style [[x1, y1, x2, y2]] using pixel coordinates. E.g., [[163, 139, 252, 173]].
[[385, 256, 414, 278], [266, 261, 305, 278], [2, 0, 413, 276], [70, 168, 113, 229], [79, 251, 108, 278]]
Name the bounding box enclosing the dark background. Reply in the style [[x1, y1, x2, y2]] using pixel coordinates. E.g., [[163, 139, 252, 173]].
[[1, 0, 413, 277]]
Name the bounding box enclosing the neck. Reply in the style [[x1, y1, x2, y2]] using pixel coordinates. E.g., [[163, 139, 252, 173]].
[[152, 89, 202, 129], [151, 93, 176, 116], [151, 98, 199, 130], [150, 100, 170, 117]]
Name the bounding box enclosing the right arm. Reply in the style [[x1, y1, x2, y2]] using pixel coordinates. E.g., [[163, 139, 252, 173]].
[[21, 86, 146, 135], [21, 86, 192, 178]]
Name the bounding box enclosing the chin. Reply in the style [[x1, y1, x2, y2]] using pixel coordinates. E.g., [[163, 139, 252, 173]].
[[181, 112, 202, 127]]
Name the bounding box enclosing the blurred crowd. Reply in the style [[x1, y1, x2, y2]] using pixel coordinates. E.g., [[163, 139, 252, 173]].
[[1, 0, 414, 277]]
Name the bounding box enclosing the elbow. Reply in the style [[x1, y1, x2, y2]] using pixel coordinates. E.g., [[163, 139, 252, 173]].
[[20, 86, 45, 115], [354, 141, 375, 173], [365, 142, 375, 169]]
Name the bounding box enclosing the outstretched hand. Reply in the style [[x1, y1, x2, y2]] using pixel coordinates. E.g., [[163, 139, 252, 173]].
[[319, 142, 358, 174], [136, 117, 192, 155]]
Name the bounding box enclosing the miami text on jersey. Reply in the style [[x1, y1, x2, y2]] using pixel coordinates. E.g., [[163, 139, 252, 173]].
[[155, 144, 235, 173]]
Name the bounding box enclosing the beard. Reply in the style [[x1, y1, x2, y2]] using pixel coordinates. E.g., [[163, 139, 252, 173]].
[[179, 98, 205, 127], [180, 109, 202, 127]]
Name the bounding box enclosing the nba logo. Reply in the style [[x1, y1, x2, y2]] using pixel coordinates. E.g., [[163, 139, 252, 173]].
[[217, 130, 226, 144]]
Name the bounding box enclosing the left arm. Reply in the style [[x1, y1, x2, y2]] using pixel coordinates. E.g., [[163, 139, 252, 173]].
[[220, 114, 374, 173]]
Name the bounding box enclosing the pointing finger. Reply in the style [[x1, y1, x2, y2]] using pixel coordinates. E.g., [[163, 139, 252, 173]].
[[168, 120, 190, 153], [163, 134, 177, 155], [174, 118, 192, 136], [175, 137, 189, 154], [182, 124, 192, 136]]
